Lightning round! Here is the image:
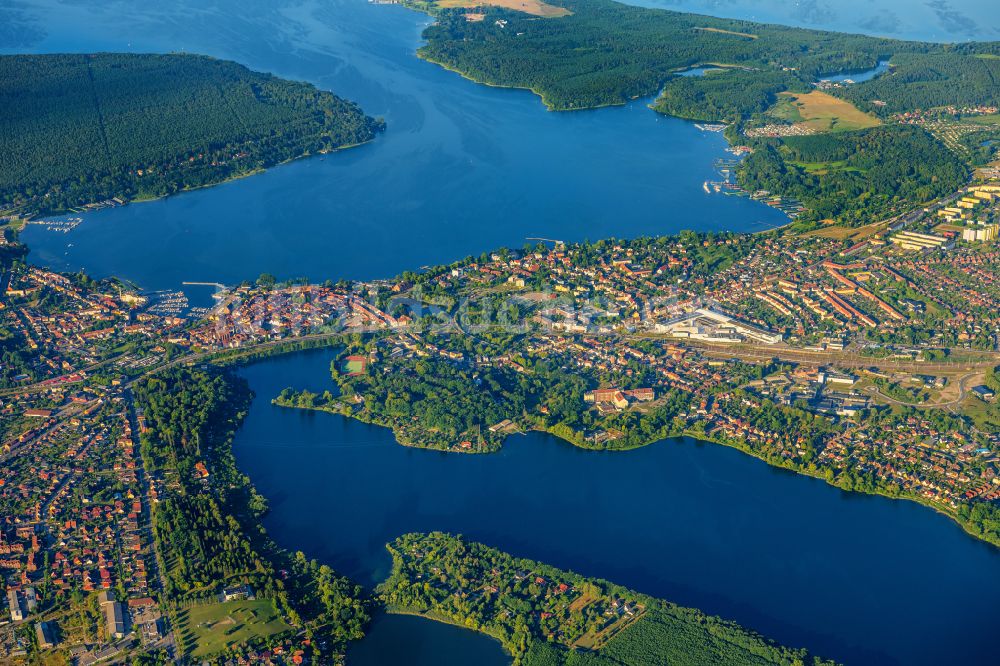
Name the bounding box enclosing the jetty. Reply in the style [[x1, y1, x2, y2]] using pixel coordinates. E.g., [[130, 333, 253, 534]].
[[182, 281, 228, 290]]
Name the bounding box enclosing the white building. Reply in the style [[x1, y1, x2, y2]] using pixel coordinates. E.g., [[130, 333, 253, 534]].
[[654, 307, 782, 345]]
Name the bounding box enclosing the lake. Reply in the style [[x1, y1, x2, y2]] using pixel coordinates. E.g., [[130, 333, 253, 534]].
[[348, 612, 509, 666], [625, 0, 998, 42], [233, 348, 1000, 666], [11, 0, 788, 296], [11, 0, 993, 294]]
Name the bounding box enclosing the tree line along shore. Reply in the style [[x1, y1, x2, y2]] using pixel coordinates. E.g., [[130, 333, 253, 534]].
[[0, 53, 385, 217]]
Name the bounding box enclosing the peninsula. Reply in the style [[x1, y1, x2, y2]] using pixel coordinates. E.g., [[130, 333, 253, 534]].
[[0, 53, 385, 216], [381, 532, 836, 665]]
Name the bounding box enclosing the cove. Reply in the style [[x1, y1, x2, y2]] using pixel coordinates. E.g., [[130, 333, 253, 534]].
[[233, 348, 1000, 666], [12, 0, 787, 296], [347, 612, 509, 666], [820, 61, 891, 84]]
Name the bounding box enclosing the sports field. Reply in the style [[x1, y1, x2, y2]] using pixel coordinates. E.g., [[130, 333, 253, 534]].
[[344, 355, 368, 375], [176, 600, 291, 658]]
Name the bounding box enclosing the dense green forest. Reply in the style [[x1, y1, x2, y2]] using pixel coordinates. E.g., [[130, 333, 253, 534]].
[[410, 0, 998, 114], [381, 532, 836, 665], [737, 126, 969, 224], [838, 51, 1000, 115], [0, 53, 384, 214], [654, 69, 809, 123], [410, 0, 906, 111], [276, 350, 531, 450]]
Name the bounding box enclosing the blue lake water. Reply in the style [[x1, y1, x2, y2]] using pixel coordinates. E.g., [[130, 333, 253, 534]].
[[234, 349, 1000, 666], [12, 0, 787, 295], [820, 61, 891, 84], [347, 612, 509, 666], [676, 66, 725, 77], [625, 0, 999, 42]]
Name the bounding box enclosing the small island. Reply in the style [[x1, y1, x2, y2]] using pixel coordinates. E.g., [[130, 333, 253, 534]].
[[0, 53, 385, 215]]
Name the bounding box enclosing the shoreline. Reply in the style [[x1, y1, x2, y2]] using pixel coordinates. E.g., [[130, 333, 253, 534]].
[[411, 44, 795, 231], [269, 386, 1000, 551], [377, 606, 514, 659], [18, 135, 381, 220]]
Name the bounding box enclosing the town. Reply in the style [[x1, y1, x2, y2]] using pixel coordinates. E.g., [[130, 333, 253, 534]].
[[3, 175, 1000, 663]]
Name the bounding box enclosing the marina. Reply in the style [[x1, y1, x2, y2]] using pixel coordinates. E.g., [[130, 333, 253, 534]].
[[704, 158, 804, 217], [141, 290, 191, 318], [693, 122, 727, 132], [25, 217, 82, 232]]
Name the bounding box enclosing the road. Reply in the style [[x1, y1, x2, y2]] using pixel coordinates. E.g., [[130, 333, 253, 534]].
[[5, 324, 995, 410], [124, 388, 178, 660]]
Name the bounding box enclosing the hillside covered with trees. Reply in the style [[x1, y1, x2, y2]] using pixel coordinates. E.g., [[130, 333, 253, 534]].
[[0, 53, 384, 215]]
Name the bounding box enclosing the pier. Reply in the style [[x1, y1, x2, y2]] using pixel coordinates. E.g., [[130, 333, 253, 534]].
[[182, 281, 229, 290]]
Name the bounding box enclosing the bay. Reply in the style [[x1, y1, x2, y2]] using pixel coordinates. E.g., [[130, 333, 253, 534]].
[[346, 613, 509, 666]]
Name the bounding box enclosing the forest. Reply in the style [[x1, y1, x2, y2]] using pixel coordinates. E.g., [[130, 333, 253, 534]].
[[381, 532, 836, 666], [737, 126, 969, 225], [411, 0, 905, 111], [838, 51, 1000, 115], [0, 53, 384, 214], [654, 69, 810, 123]]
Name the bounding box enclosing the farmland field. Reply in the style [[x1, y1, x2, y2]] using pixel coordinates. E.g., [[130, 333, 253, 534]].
[[770, 90, 881, 132]]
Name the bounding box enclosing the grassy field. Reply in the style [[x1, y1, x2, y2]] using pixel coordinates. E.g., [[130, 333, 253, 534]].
[[344, 357, 366, 374], [435, 0, 571, 17], [175, 600, 291, 658], [770, 90, 881, 133], [790, 159, 866, 175]]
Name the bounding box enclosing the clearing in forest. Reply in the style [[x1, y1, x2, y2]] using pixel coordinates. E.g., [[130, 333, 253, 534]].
[[694, 26, 758, 39], [176, 600, 291, 658], [770, 90, 881, 133]]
